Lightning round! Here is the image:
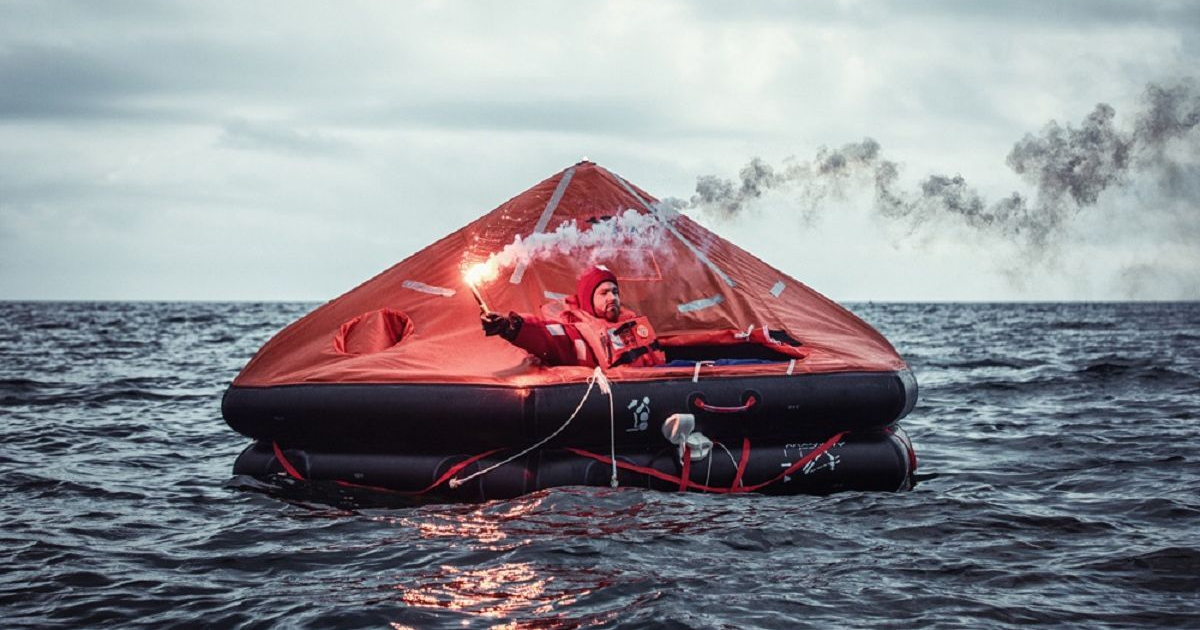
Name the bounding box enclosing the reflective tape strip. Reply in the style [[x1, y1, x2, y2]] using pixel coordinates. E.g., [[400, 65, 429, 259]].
[[510, 166, 577, 285], [574, 339, 589, 363], [607, 169, 736, 288], [665, 217, 736, 288], [402, 280, 455, 297], [543, 290, 568, 300], [787, 359, 796, 375], [546, 324, 566, 336], [677, 294, 724, 313], [770, 281, 786, 298]]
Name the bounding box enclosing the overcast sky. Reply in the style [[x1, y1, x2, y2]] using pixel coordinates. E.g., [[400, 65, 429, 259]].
[[2, 0, 1197, 301]]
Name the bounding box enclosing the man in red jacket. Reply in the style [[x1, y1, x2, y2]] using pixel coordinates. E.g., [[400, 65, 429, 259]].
[[482, 266, 666, 368]]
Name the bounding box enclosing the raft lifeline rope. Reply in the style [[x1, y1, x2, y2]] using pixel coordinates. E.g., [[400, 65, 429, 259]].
[[449, 367, 617, 489]]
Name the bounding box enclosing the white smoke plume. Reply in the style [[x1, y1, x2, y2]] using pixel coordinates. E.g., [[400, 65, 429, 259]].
[[668, 80, 1200, 261], [464, 209, 667, 286]]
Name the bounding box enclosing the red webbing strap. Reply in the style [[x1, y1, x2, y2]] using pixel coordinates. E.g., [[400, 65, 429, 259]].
[[735, 431, 847, 493], [731, 437, 751, 490], [679, 446, 691, 492], [333, 479, 406, 493], [564, 447, 733, 493], [269, 443, 503, 496], [694, 395, 758, 414], [395, 448, 505, 495], [271, 441, 306, 480], [566, 433, 846, 494], [886, 426, 919, 471]]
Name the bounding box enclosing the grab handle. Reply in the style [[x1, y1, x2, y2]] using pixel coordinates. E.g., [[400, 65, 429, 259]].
[[691, 393, 759, 414]]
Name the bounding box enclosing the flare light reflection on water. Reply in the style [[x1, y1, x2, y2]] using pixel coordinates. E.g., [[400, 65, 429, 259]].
[[360, 491, 683, 627], [391, 562, 616, 624], [389, 488, 726, 546]]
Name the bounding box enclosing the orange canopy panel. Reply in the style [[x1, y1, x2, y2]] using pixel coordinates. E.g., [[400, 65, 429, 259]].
[[234, 162, 907, 387]]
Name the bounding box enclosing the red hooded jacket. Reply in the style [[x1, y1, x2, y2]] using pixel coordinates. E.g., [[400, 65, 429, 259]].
[[507, 267, 666, 369]]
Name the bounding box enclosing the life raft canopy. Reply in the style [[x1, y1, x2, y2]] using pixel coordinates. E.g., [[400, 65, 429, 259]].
[[232, 161, 907, 388]]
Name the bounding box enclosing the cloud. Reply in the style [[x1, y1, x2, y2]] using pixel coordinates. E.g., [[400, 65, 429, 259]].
[[685, 0, 1199, 27], [1, 1, 1198, 300], [218, 119, 353, 155], [0, 44, 161, 119]]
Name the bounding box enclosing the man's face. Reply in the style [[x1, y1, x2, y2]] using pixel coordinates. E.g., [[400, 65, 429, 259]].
[[592, 281, 620, 322]]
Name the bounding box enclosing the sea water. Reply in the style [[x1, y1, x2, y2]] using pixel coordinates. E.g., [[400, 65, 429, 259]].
[[1, 301, 1197, 628]]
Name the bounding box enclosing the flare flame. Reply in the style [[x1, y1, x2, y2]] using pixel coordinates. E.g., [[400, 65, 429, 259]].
[[462, 263, 495, 313]]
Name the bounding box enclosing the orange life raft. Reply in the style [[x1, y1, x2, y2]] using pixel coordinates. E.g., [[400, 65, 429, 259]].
[[224, 161, 919, 500]]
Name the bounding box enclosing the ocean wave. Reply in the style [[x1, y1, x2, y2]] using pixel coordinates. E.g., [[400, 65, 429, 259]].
[[939, 357, 1041, 370], [1078, 547, 1200, 593], [3, 301, 1199, 628]]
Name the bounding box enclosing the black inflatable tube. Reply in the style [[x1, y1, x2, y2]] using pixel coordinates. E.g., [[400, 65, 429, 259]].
[[222, 369, 918, 450], [233, 428, 914, 501]]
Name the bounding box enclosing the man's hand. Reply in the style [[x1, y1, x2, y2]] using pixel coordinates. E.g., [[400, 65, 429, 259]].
[[481, 311, 509, 336], [481, 311, 523, 340]]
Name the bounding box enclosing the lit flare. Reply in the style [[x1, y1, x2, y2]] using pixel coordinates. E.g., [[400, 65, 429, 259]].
[[462, 262, 496, 314]]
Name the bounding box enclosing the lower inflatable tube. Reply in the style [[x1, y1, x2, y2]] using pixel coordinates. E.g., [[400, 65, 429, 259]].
[[233, 428, 916, 501]]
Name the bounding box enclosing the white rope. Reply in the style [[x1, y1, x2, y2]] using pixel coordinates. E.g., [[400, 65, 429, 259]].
[[704, 444, 714, 488], [449, 367, 613, 489], [716, 440, 744, 490], [605, 372, 618, 487], [717, 440, 739, 469]]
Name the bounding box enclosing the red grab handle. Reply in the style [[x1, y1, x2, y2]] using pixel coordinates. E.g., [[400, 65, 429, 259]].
[[693, 394, 758, 414]]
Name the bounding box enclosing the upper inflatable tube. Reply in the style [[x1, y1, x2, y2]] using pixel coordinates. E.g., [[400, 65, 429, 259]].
[[223, 367, 917, 450]]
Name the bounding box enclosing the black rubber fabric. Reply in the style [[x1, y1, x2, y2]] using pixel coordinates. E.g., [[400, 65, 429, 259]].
[[223, 369, 917, 451]]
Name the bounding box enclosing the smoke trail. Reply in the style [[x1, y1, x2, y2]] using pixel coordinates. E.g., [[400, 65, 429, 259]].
[[464, 209, 666, 285], [672, 80, 1200, 259], [690, 157, 785, 220]]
